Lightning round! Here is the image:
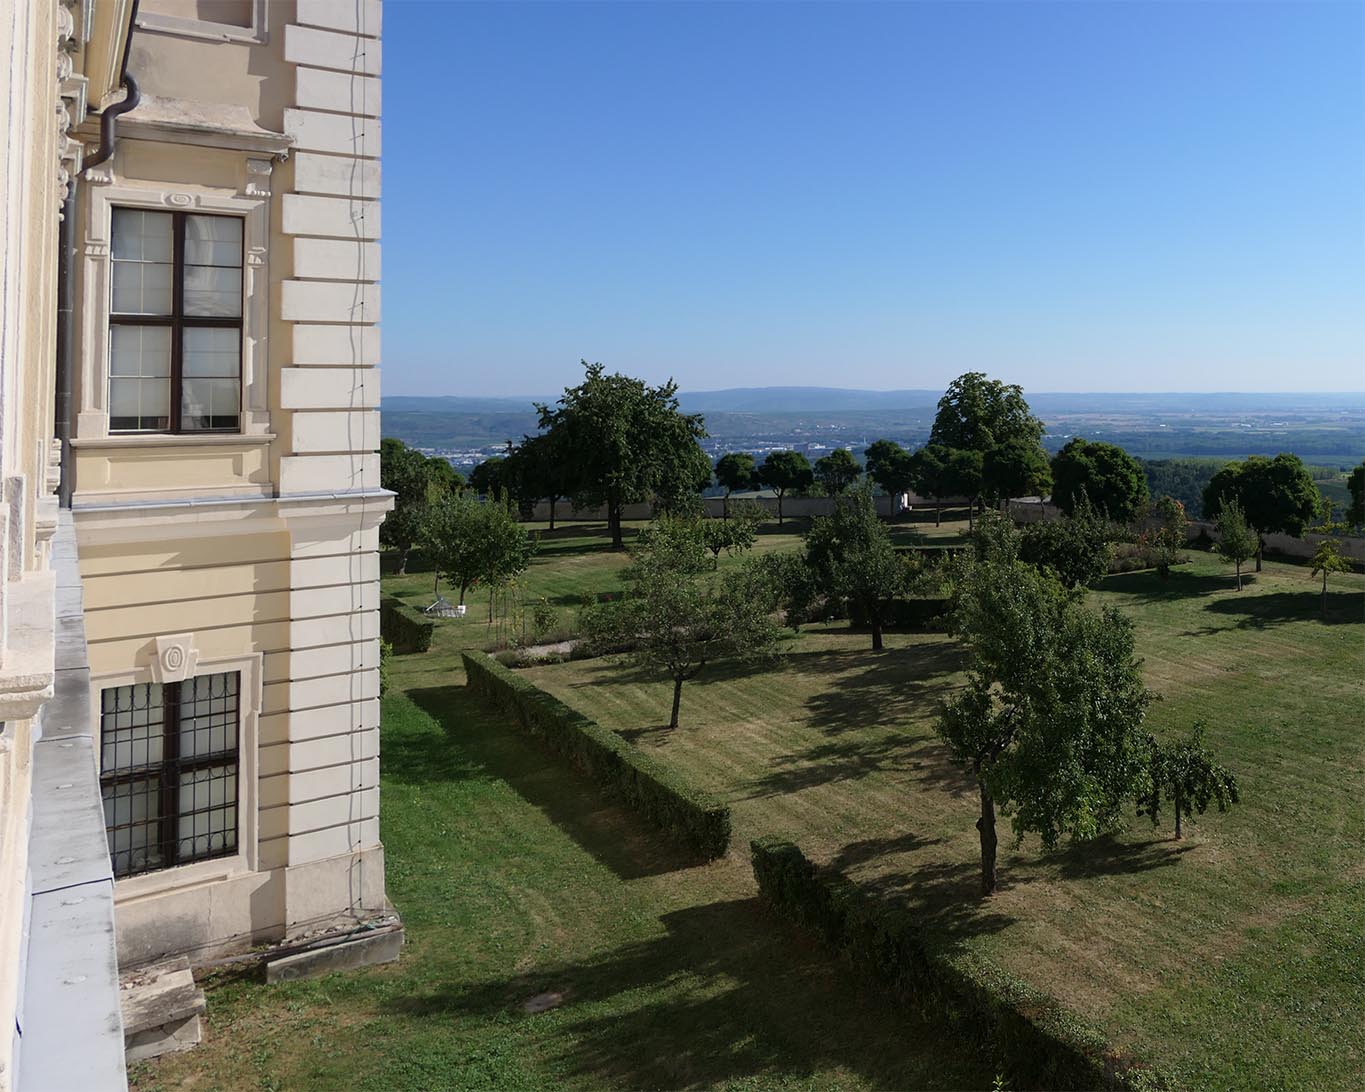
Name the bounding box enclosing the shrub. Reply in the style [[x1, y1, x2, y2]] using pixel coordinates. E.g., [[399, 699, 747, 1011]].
[[380, 596, 434, 653], [462, 651, 731, 858], [379, 640, 393, 696], [750, 838, 1160, 1091]]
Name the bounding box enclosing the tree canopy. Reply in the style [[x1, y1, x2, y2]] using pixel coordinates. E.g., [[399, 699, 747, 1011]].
[[1348, 461, 1365, 528], [1203, 454, 1323, 550], [535, 361, 709, 549], [582, 520, 779, 728], [468, 456, 506, 499], [1214, 498, 1257, 591], [863, 439, 915, 498], [1051, 438, 1149, 524], [929, 371, 1045, 452], [1018, 494, 1113, 589], [937, 557, 1153, 894], [420, 492, 537, 606], [983, 437, 1052, 506], [505, 430, 575, 529], [814, 448, 861, 495], [1138, 723, 1239, 840], [805, 488, 909, 650], [380, 437, 452, 574], [714, 452, 758, 512], [757, 450, 813, 525]]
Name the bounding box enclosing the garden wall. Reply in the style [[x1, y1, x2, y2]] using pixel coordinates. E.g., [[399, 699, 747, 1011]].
[[461, 651, 732, 859], [525, 493, 977, 523], [750, 837, 1160, 1091]]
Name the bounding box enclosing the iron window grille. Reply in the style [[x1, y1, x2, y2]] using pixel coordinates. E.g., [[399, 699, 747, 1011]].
[[100, 672, 241, 879], [108, 207, 244, 433]]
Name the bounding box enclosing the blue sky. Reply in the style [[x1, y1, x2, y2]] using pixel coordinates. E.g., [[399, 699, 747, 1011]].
[[381, 1, 1364, 396]]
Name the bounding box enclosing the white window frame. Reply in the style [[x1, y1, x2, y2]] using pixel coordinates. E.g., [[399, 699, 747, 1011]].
[[78, 178, 272, 443], [135, 0, 268, 45], [92, 651, 263, 899]]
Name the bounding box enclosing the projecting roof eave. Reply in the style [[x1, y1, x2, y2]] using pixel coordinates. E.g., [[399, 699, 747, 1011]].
[[108, 94, 294, 156]]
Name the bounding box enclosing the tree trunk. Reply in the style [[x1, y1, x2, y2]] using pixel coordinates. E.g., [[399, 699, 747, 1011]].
[[398, 546, 409, 576], [1255, 539, 1263, 573], [548, 496, 557, 532], [1322, 572, 1329, 618], [967, 503, 975, 532], [1174, 789, 1183, 840], [669, 676, 683, 729], [977, 780, 998, 895], [458, 580, 468, 606], [1235, 560, 1242, 591], [608, 494, 624, 550], [723, 491, 730, 520], [935, 501, 941, 527], [871, 619, 883, 651], [777, 491, 785, 526]]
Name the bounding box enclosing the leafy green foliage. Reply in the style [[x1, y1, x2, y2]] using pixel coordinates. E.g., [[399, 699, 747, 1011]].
[[378, 639, 393, 696], [462, 651, 732, 857], [581, 520, 780, 727], [983, 437, 1052, 505], [469, 456, 506, 498], [937, 556, 1153, 893], [1214, 498, 1258, 591], [929, 372, 1045, 452], [1309, 538, 1352, 618], [863, 439, 915, 497], [714, 451, 758, 509], [805, 488, 909, 650], [1138, 723, 1239, 840], [536, 361, 710, 548], [421, 493, 537, 604], [1018, 496, 1114, 589], [757, 449, 814, 524], [1140, 457, 1226, 518], [814, 447, 862, 495], [1144, 495, 1188, 578], [1348, 461, 1365, 527], [504, 430, 575, 527], [1203, 453, 1323, 541], [700, 514, 758, 565], [380, 437, 453, 573], [1051, 438, 1149, 524], [755, 549, 820, 630]]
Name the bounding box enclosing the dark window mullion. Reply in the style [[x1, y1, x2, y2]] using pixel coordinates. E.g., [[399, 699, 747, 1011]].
[[170, 212, 186, 433], [162, 680, 182, 868]]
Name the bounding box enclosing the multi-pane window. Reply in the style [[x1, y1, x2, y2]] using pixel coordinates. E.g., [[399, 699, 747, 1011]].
[[100, 672, 241, 879], [109, 208, 243, 432]]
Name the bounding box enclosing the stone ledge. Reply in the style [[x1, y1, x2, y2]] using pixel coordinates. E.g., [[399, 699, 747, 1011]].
[[265, 923, 403, 983]]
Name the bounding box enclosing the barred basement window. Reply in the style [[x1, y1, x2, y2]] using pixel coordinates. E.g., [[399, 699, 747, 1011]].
[[100, 672, 240, 879], [108, 207, 243, 432]]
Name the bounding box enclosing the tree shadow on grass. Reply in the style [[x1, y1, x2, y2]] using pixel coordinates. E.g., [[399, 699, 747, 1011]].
[[1040, 834, 1198, 881], [383, 895, 991, 1090], [799, 642, 963, 734], [408, 685, 702, 880], [851, 858, 1021, 948], [1202, 590, 1364, 629], [1100, 568, 1249, 601]]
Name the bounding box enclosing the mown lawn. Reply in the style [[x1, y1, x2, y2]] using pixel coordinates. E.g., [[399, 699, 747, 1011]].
[[131, 610, 991, 1091], [522, 551, 1365, 1090]]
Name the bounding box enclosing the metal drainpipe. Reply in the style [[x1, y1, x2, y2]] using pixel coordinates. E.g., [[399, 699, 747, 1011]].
[[81, 0, 141, 174], [56, 188, 76, 508]]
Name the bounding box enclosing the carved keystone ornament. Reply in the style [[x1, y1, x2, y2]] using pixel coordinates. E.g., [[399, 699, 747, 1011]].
[[148, 634, 200, 684]]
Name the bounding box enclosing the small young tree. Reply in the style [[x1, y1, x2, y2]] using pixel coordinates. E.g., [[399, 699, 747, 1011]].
[[1138, 723, 1239, 840], [420, 493, 536, 606], [814, 448, 861, 496], [983, 437, 1052, 510], [757, 450, 813, 526], [701, 515, 757, 567], [1147, 495, 1187, 578], [755, 550, 819, 631], [1309, 538, 1352, 619], [805, 488, 909, 651], [937, 559, 1152, 894], [714, 452, 757, 518], [583, 521, 779, 728], [1215, 498, 1257, 591], [380, 437, 443, 575]]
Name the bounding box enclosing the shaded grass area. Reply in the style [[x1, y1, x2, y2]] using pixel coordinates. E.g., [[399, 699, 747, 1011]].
[[132, 662, 992, 1091], [523, 552, 1365, 1089]]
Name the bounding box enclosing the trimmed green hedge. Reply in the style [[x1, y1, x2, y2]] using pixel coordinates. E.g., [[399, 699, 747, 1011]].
[[750, 838, 1163, 1091], [462, 651, 732, 859], [381, 596, 434, 654]]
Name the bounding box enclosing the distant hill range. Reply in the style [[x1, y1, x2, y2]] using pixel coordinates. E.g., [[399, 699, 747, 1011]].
[[381, 387, 1365, 465]]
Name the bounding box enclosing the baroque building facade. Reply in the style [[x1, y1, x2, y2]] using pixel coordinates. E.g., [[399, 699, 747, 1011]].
[[1, 1, 391, 1086]]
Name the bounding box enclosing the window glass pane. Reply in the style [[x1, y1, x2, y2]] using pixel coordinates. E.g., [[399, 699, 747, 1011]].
[[109, 377, 171, 431], [177, 765, 238, 862], [111, 259, 173, 314], [182, 327, 240, 377], [181, 378, 240, 431], [184, 215, 242, 267], [100, 683, 165, 772], [179, 672, 239, 758], [103, 777, 164, 878], [183, 265, 242, 317], [111, 208, 172, 262], [109, 325, 171, 377]]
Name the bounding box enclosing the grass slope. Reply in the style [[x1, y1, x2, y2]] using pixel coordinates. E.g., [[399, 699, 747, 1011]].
[[522, 551, 1365, 1090], [132, 654, 990, 1090]]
